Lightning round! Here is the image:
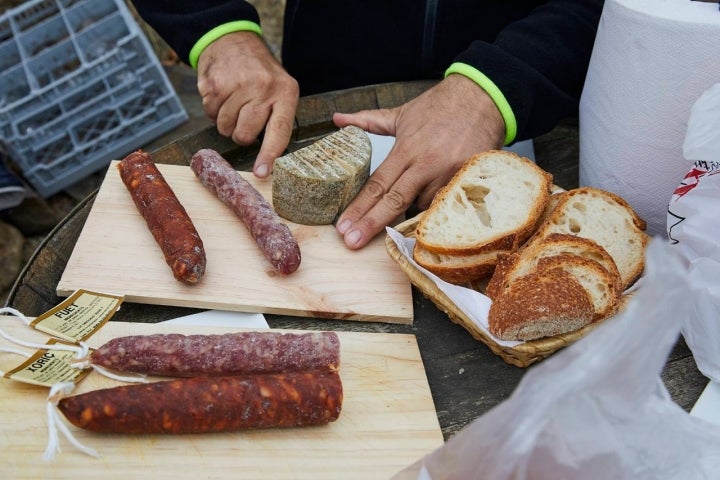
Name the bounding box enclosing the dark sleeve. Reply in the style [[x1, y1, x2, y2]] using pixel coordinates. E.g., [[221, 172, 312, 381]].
[[453, 0, 604, 142], [131, 0, 261, 65]]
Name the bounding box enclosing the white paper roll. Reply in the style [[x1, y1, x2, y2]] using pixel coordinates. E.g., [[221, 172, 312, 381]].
[[579, 0, 720, 235]]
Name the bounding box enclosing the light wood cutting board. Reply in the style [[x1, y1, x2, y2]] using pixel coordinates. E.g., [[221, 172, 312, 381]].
[[0, 318, 443, 479], [58, 161, 413, 324]]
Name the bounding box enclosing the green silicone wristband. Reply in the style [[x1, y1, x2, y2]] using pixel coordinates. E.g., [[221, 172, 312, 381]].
[[444, 62, 517, 145], [189, 21, 263, 70]]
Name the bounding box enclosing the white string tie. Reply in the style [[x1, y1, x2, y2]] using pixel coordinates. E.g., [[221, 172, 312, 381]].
[[81, 363, 148, 384], [0, 326, 85, 356], [44, 382, 100, 461], [0, 306, 32, 325]]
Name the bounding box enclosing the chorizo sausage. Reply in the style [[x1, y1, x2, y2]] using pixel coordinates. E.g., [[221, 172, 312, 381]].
[[117, 150, 206, 284], [58, 371, 343, 434], [190, 149, 301, 275], [90, 331, 340, 377]]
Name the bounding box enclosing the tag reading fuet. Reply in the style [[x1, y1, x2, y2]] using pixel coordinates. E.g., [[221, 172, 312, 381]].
[[31, 290, 124, 342]]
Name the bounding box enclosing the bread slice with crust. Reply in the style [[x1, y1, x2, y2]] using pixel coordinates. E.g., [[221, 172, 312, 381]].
[[412, 243, 501, 284], [412, 186, 565, 285], [528, 187, 648, 290], [486, 251, 622, 341], [485, 222, 628, 341], [414, 150, 552, 256], [488, 267, 595, 341], [535, 254, 622, 320], [485, 233, 621, 300]]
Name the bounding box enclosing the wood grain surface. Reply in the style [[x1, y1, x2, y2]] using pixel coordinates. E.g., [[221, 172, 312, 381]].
[[57, 161, 413, 324], [0, 319, 443, 479]]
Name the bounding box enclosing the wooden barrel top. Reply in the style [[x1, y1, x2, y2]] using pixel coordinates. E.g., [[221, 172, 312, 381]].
[[4, 81, 707, 440]]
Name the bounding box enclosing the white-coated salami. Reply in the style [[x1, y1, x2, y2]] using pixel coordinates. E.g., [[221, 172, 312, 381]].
[[190, 149, 301, 274], [89, 331, 340, 377]]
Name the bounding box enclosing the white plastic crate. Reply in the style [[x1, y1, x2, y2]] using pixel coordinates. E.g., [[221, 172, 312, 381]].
[[0, 0, 188, 197]]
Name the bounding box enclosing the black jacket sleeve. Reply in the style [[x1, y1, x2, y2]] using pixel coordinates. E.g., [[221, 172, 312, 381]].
[[453, 0, 604, 142], [132, 1, 602, 143], [131, 0, 261, 65]]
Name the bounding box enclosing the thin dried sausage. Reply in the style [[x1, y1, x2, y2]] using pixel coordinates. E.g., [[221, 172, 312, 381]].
[[58, 371, 343, 434], [90, 331, 340, 377], [190, 149, 301, 275], [118, 150, 206, 284]]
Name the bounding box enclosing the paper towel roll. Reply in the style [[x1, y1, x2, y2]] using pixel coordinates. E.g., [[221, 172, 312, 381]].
[[579, 0, 720, 235]]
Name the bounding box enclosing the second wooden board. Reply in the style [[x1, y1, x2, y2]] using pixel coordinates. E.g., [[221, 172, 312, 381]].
[[0, 319, 442, 479]]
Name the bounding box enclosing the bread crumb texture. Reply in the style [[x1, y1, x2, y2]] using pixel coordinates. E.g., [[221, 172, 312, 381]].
[[415, 150, 552, 256], [407, 149, 648, 342]]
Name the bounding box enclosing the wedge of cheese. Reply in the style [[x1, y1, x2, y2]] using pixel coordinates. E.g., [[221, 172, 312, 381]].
[[272, 125, 372, 225]]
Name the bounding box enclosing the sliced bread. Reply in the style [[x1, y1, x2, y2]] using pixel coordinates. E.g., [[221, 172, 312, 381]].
[[486, 250, 621, 341], [487, 267, 595, 341], [528, 187, 648, 290], [535, 255, 622, 320], [483, 187, 645, 341], [414, 150, 552, 256], [412, 242, 501, 284], [484, 233, 621, 300]]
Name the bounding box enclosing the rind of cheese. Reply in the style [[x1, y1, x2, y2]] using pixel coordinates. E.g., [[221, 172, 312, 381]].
[[272, 125, 372, 225]]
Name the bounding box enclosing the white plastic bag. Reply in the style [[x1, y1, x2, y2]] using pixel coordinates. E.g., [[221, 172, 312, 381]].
[[395, 240, 720, 480], [667, 83, 720, 383]]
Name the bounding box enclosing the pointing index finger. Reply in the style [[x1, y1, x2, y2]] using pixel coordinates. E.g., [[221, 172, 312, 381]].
[[254, 96, 298, 178]]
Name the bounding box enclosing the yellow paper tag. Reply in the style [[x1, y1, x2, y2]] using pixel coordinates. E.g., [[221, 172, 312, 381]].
[[4, 340, 92, 388], [30, 289, 124, 342]]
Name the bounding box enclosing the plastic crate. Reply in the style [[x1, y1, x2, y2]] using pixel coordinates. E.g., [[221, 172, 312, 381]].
[[0, 0, 188, 197]]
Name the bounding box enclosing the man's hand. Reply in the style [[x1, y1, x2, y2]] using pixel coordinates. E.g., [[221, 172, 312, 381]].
[[333, 74, 506, 249], [196, 31, 299, 178]]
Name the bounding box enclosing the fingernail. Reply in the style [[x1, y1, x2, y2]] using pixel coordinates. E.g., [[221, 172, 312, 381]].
[[345, 229, 362, 247], [255, 164, 269, 177], [337, 219, 352, 234]]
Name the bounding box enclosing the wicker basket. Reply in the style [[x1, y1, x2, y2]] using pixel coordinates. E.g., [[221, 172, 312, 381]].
[[385, 213, 607, 368]]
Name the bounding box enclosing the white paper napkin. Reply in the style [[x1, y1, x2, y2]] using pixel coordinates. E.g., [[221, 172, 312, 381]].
[[162, 310, 269, 329]]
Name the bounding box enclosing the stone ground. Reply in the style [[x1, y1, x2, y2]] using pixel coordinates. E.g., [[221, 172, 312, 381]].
[[0, 1, 286, 306]]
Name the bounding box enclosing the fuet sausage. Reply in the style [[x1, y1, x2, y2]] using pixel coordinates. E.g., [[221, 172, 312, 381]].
[[117, 150, 206, 284], [190, 149, 301, 275], [89, 331, 341, 377], [58, 371, 343, 434]]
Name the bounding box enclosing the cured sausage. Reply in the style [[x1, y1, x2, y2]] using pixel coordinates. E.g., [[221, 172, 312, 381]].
[[190, 149, 301, 275], [58, 371, 343, 434], [90, 331, 340, 377], [118, 150, 206, 284]]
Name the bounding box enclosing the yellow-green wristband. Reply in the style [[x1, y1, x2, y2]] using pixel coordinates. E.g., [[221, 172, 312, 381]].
[[189, 21, 263, 69], [444, 62, 517, 145]]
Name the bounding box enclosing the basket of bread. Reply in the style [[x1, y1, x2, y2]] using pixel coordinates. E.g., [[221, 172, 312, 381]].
[[385, 150, 649, 367]]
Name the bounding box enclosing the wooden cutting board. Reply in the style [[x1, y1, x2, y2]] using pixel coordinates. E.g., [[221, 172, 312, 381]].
[[58, 161, 413, 324], [0, 319, 442, 479]]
